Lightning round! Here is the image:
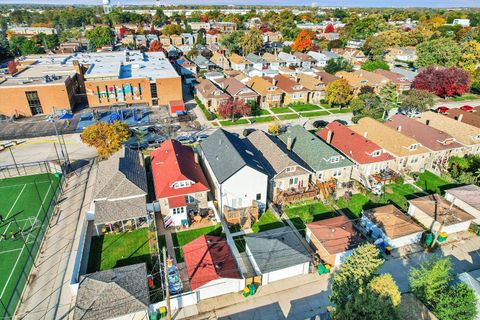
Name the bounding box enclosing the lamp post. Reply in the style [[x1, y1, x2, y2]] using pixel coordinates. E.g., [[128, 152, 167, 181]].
[[47, 115, 70, 168]]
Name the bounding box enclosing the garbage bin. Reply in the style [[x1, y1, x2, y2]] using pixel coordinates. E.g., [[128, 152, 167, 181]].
[[159, 306, 167, 318], [324, 264, 331, 273], [424, 233, 434, 246], [249, 283, 257, 296], [243, 287, 250, 297], [318, 264, 326, 275], [438, 232, 448, 243]]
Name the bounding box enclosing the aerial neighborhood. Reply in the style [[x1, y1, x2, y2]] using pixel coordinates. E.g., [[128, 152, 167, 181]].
[[1, 2, 480, 320]]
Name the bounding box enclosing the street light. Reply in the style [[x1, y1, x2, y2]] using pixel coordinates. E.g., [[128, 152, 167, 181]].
[[46, 114, 70, 168]]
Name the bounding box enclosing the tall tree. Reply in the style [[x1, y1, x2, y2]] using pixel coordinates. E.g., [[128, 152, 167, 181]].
[[218, 98, 251, 120], [459, 40, 480, 73], [415, 38, 461, 68], [434, 283, 477, 320], [325, 57, 353, 74], [350, 92, 383, 122], [378, 82, 399, 118], [412, 66, 471, 97], [325, 79, 353, 107], [220, 31, 244, 53], [291, 30, 315, 52], [81, 121, 130, 159], [240, 28, 263, 55], [400, 89, 435, 112], [85, 26, 114, 49]]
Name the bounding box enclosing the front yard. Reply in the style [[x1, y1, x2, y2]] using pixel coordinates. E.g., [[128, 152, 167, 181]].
[[289, 103, 322, 112], [87, 227, 152, 273], [283, 200, 338, 235], [172, 224, 223, 262]]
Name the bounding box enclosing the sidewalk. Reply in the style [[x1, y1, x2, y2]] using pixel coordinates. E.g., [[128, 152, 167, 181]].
[[15, 159, 95, 320]]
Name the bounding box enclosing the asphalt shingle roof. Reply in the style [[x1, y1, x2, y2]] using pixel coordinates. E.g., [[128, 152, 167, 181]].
[[199, 129, 266, 184], [74, 263, 149, 320], [245, 226, 311, 273], [94, 196, 146, 225], [278, 125, 354, 172]]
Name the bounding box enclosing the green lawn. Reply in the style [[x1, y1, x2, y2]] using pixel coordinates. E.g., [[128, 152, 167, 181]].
[[337, 194, 371, 219], [251, 116, 276, 123], [87, 228, 152, 273], [382, 183, 421, 210], [283, 200, 338, 235], [219, 118, 250, 126], [270, 107, 293, 114], [289, 103, 321, 112], [448, 94, 480, 102], [195, 96, 215, 120], [253, 109, 272, 116], [251, 210, 285, 233], [330, 108, 352, 114], [414, 170, 460, 195], [277, 113, 301, 120], [303, 111, 330, 117], [172, 224, 223, 262]]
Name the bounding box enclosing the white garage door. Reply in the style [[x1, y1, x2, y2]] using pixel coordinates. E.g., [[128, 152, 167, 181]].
[[197, 278, 242, 300], [265, 263, 309, 284]]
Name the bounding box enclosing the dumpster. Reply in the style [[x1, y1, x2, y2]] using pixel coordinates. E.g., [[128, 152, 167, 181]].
[[438, 232, 448, 243], [159, 306, 167, 318]]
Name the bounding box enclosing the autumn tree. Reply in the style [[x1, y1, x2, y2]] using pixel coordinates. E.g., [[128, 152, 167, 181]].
[[459, 40, 480, 73], [81, 121, 130, 159], [324, 24, 335, 33], [291, 30, 315, 52], [412, 66, 471, 97], [148, 40, 162, 52], [218, 98, 251, 120], [415, 38, 461, 68], [325, 79, 353, 108], [161, 23, 182, 36], [240, 28, 263, 55], [400, 89, 435, 112]]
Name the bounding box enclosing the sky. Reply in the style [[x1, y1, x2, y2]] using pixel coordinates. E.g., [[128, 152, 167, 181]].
[[0, 0, 479, 7]]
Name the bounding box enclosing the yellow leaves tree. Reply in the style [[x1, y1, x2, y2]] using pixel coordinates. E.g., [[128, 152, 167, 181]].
[[81, 121, 130, 159], [325, 79, 353, 108], [459, 40, 480, 73]]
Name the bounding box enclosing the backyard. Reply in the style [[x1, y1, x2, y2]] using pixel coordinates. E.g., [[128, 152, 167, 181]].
[[414, 170, 460, 195], [251, 210, 285, 233], [172, 224, 223, 262], [283, 200, 338, 235]]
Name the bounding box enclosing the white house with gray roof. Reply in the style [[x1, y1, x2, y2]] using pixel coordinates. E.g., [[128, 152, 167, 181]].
[[90, 147, 148, 235], [445, 185, 480, 224], [199, 129, 268, 212]]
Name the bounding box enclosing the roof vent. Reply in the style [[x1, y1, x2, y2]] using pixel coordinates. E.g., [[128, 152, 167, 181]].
[[331, 228, 336, 233]]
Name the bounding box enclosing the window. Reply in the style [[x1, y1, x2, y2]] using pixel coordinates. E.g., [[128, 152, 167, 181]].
[[256, 193, 261, 201], [186, 195, 195, 204], [318, 172, 324, 181], [267, 86, 277, 91], [271, 95, 281, 101], [410, 157, 418, 164], [409, 144, 418, 150], [285, 166, 296, 173], [25, 91, 43, 115], [333, 169, 342, 178], [331, 156, 340, 163], [289, 177, 299, 186], [372, 150, 381, 157], [172, 207, 185, 215]]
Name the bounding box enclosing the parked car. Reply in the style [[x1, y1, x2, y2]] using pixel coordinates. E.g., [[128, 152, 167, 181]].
[[460, 105, 474, 111], [176, 135, 195, 144], [312, 120, 329, 129], [167, 266, 183, 295], [195, 133, 209, 142], [128, 141, 148, 150], [435, 106, 449, 114], [333, 119, 348, 125]]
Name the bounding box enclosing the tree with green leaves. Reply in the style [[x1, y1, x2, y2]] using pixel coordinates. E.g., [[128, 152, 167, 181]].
[[195, 30, 206, 46], [152, 9, 166, 27], [434, 283, 477, 320], [400, 89, 435, 112], [0, 28, 9, 60], [325, 79, 353, 108], [9, 36, 43, 56], [378, 82, 399, 118], [325, 57, 353, 74], [220, 31, 244, 54], [350, 92, 383, 122], [415, 38, 461, 68], [240, 28, 263, 55], [85, 26, 114, 50]]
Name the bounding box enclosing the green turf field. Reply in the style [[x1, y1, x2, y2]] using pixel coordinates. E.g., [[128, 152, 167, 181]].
[[0, 173, 62, 318]]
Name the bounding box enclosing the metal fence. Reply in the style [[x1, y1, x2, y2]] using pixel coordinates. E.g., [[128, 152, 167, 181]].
[[0, 160, 63, 179], [0, 174, 65, 319]]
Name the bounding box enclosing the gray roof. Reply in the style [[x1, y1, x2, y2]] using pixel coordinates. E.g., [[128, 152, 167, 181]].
[[321, 51, 339, 59], [446, 184, 480, 211], [94, 196, 146, 225], [194, 55, 214, 67], [74, 263, 149, 320], [94, 148, 147, 200], [390, 67, 417, 81], [199, 129, 266, 184], [246, 130, 312, 179], [245, 53, 266, 64], [278, 125, 354, 172], [245, 226, 311, 273]]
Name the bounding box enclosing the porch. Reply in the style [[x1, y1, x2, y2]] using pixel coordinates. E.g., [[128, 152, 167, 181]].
[[223, 201, 260, 230], [371, 168, 400, 185], [273, 182, 320, 205]]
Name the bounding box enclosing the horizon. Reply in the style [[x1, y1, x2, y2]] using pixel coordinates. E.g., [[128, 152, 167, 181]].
[[0, 0, 479, 8]]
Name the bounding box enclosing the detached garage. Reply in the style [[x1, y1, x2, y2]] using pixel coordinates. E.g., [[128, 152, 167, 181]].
[[444, 185, 480, 224], [408, 194, 474, 235], [245, 226, 311, 286]]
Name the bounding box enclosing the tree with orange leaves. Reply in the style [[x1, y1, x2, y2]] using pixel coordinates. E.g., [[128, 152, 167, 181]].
[[148, 40, 163, 52], [291, 30, 315, 52]]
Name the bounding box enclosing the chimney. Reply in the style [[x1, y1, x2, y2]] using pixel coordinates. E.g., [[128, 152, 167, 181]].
[[397, 125, 402, 132], [326, 130, 333, 144], [295, 76, 300, 83], [425, 119, 430, 126], [363, 131, 368, 138], [272, 78, 277, 86], [457, 114, 463, 122], [194, 151, 199, 164], [286, 136, 293, 150]]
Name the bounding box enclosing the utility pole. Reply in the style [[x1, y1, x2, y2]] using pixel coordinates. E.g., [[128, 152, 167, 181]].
[[431, 200, 454, 249], [162, 247, 171, 320], [6, 144, 20, 176]]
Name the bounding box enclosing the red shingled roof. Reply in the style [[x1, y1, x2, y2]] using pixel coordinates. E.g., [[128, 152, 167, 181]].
[[150, 140, 209, 200], [168, 196, 186, 208], [183, 235, 241, 290], [317, 122, 394, 164]]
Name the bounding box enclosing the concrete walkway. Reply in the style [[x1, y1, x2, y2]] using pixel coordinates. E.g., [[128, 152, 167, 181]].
[[15, 159, 95, 320], [155, 213, 177, 264]]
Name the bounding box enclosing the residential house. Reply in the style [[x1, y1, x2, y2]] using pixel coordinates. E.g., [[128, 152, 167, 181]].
[[293, 52, 316, 68], [374, 69, 412, 92], [417, 111, 480, 155], [176, 57, 196, 76], [74, 264, 149, 320], [205, 72, 225, 82], [170, 34, 183, 46], [384, 47, 417, 64], [278, 125, 355, 185], [351, 117, 431, 173], [346, 39, 365, 49], [273, 75, 311, 105], [245, 226, 311, 285], [246, 76, 284, 108], [446, 109, 480, 129], [90, 148, 147, 235], [307, 51, 339, 67], [278, 52, 301, 67], [262, 52, 286, 70], [151, 140, 210, 228], [444, 185, 480, 224], [183, 235, 243, 299], [306, 215, 364, 266], [193, 55, 216, 72], [215, 77, 259, 104], [332, 48, 368, 66], [362, 205, 424, 248], [195, 79, 230, 112], [206, 33, 220, 45], [134, 35, 147, 48], [229, 53, 252, 71], [385, 115, 464, 171], [181, 33, 195, 45], [190, 22, 211, 32], [317, 121, 396, 184], [199, 129, 268, 212], [246, 130, 313, 203], [408, 194, 474, 234], [214, 22, 237, 33], [321, 32, 340, 41], [210, 52, 231, 70], [295, 73, 325, 103], [245, 53, 267, 70], [453, 18, 470, 27], [159, 34, 171, 46], [336, 70, 390, 94], [315, 71, 341, 86], [390, 67, 417, 81], [263, 31, 282, 43]]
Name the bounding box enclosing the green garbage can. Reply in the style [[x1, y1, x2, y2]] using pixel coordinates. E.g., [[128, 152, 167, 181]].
[[54, 172, 62, 178], [243, 287, 250, 297], [424, 233, 434, 246], [249, 283, 257, 296], [318, 264, 326, 275], [150, 311, 158, 320], [438, 232, 448, 243], [159, 306, 167, 318], [476, 227, 480, 236]]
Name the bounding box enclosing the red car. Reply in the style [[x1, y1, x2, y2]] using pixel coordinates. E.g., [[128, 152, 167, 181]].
[[435, 106, 449, 114], [460, 105, 474, 111]]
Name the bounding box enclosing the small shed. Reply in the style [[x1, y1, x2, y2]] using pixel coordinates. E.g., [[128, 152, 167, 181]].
[[245, 226, 311, 285], [169, 99, 185, 114], [444, 185, 480, 224]]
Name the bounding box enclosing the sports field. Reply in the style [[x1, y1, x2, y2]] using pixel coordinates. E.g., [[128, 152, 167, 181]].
[[0, 173, 62, 318]]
